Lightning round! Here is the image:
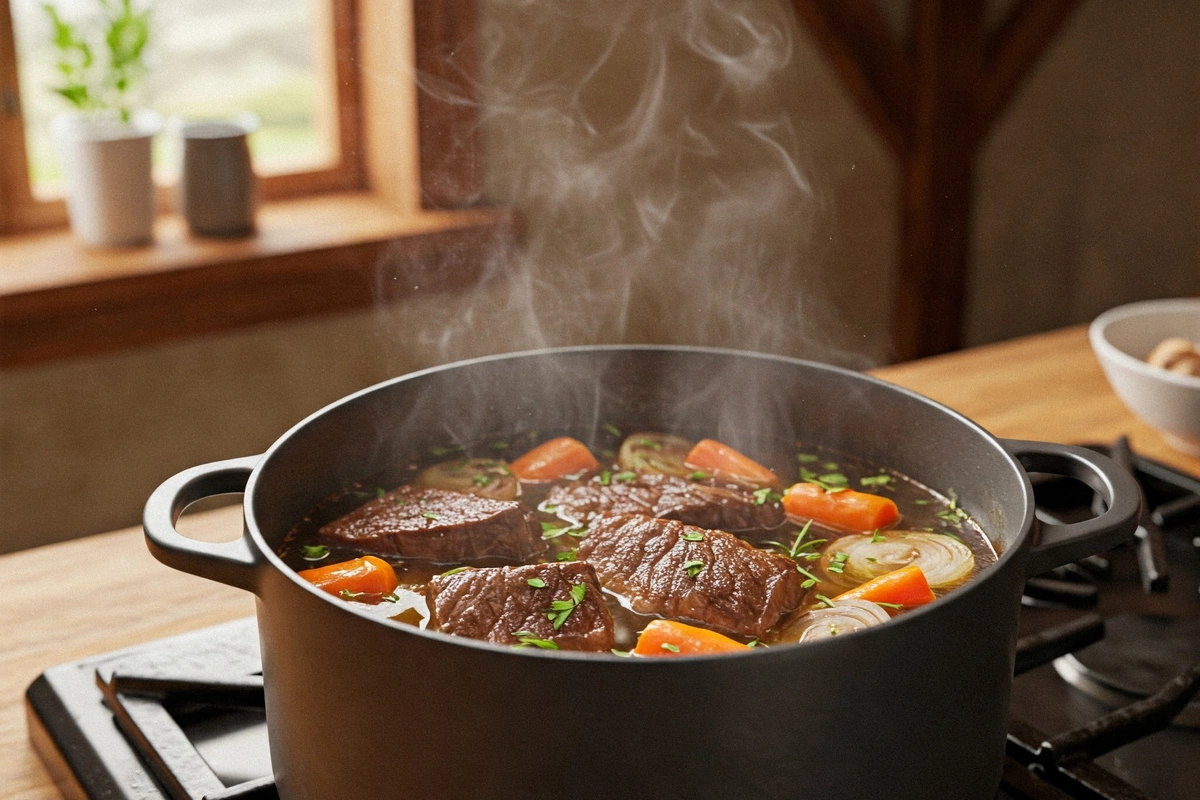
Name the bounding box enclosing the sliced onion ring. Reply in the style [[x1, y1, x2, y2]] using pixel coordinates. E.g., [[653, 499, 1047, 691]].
[[782, 599, 891, 643], [413, 458, 519, 501], [824, 531, 975, 590], [618, 432, 695, 477]]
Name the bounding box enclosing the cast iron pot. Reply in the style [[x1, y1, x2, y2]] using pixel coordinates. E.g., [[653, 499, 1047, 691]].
[[144, 347, 1140, 800]]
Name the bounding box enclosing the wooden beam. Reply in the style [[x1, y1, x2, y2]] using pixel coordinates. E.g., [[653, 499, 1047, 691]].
[[413, 0, 485, 208], [790, 0, 915, 158], [979, 0, 1081, 134], [892, 0, 986, 360]]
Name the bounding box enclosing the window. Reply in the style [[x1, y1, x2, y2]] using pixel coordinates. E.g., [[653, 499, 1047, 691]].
[[0, 0, 361, 233]]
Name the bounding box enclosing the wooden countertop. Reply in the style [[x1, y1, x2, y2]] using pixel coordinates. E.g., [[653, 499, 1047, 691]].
[[3, 325, 1197, 798]]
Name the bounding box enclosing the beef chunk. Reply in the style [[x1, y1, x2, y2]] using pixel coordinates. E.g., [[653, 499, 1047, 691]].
[[577, 514, 803, 639], [320, 485, 543, 562], [428, 562, 615, 651], [545, 472, 784, 531]]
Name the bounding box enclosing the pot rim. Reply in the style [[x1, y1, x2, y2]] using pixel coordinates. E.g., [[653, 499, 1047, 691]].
[[242, 344, 1036, 662]]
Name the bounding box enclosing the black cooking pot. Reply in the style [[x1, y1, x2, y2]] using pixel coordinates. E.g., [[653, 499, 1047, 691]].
[[144, 347, 1139, 800]]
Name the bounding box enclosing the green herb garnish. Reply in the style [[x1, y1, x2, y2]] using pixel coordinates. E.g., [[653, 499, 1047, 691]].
[[799, 467, 849, 493], [815, 594, 835, 608], [300, 544, 329, 561], [382, 592, 400, 603], [682, 559, 705, 579], [473, 473, 493, 487], [681, 531, 705, 542], [603, 423, 622, 438], [339, 589, 365, 600], [422, 512, 439, 520], [752, 487, 782, 505], [556, 548, 579, 562], [512, 631, 559, 650], [545, 583, 588, 630], [599, 470, 612, 486], [661, 643, 681, 653], [875, 602, 904, 610], [764, 520, 823, 560], [688, 470, 708, 480], [827, 552, 849, 574], [797, 453, 819, 463], [527, 577, 548, 589], [796, 564, 821, 589], [375, 487, 386, 499], [870, 530, 886, 543], [860, 474, 893, 488], [439, 566, 470, 577], [613, 471, 637, 482]]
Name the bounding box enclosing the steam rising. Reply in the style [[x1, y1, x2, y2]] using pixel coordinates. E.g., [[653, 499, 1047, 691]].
[[382, 0, 875, 370]]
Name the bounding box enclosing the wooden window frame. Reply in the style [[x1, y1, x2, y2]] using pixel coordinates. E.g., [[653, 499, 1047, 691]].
[[0, 0, 511, 369], [0, 0, 366, 235]]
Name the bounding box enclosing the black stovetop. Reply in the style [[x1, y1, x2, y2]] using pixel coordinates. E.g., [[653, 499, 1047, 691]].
[[25, 443, 1200, 800]]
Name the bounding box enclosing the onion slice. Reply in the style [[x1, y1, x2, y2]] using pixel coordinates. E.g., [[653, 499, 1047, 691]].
[[413, 458, 519, 501], [823, 531, 975, 590], [782, 599, 891, 643], [618, 432, 695, 477]]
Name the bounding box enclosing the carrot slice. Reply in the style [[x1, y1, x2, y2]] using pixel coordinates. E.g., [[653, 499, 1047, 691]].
[[683, 439, 780, 489], [833, 564, 935, 611], [782, 482, 899, 531], [509, 436, 599, 481], [633, 619, 751, 657], [298, 555, 398, 598]]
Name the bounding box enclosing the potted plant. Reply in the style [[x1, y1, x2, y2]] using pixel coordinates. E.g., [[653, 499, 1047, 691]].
[[44, 0, 158, 247]]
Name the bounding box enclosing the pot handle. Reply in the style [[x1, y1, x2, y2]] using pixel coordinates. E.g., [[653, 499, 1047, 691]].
[[1002, 439, 1141, 579], [143, 456, 262, 595]]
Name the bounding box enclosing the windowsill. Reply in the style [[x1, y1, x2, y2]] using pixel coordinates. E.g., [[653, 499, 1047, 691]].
[[0, 193, 516, 369]]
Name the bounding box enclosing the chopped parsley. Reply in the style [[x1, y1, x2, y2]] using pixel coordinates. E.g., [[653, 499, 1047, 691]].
[[599, 470, 612, 486], [526, 577, 548, 589], [439, 566, 470, 577], [752, 487, 782, 505], [682, 559, 705, 579], [512, 631, 559, 650], [680, 530, 705, 542], [876, 602, 904, 610], [375, 487, 386, 499], [473, 473, 493, 487], [870, 530, 887, 543], [613, 471, 637, 483], [610, 648, 632, 657], [382, 592, 400, 603], [421, 512, 439, 521], [796, 453, 819, 463], [639, 437, 662, 450], [688, 470, 708, 480], [541, 522, 587, 540], [661, 642, 681, 653], [799, 467, 849, 493], [860, 474, 893, 489], [545, 583, 588, 630], [764, 520, 825, 560], [827, 552, 849, 574], [796, 565, 821, 589], [815, 594, 836, 608], [339, 589, 365, 600], [300, 544, 329, 561], [556, 548, 579, 562]]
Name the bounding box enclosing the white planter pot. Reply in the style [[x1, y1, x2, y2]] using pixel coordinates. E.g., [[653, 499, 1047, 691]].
[[51, 110, 162, 247]]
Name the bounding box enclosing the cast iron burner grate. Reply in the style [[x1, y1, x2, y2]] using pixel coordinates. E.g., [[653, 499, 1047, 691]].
[[25, 444, 1200, 800]]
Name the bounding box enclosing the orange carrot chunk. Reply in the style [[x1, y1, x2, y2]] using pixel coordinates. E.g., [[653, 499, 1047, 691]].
[[782, 482, 899, 531], [509, 436, 600, 481], [298, 555, 399, 598], [834, 564, 935, 612], [633, 619, 752, 657], [683, 439, 781, 490]]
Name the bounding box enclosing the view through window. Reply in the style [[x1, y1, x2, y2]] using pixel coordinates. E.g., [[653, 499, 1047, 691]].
[[9, 0, 331, 199]]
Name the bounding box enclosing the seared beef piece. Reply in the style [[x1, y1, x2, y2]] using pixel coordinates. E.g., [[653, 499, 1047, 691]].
[[545, 472, 784, 531], [577, 514, 803, 639], [319, 485, 543, 562], [428, 562, 614, 651]]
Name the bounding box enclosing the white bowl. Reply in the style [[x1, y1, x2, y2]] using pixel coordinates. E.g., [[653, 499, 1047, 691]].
[[1089, 298, 1200, 456]]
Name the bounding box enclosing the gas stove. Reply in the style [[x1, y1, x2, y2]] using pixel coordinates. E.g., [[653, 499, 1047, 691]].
[[25, 443, 1200, 800]]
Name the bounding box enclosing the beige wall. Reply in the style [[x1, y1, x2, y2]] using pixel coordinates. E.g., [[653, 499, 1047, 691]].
[[2, 0, 1197, 552]]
